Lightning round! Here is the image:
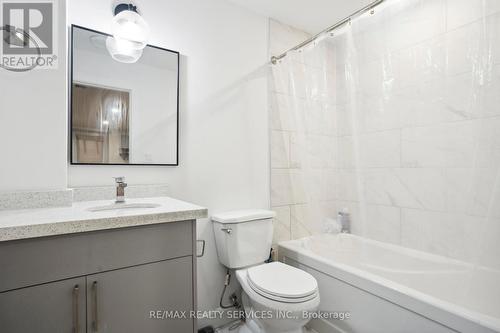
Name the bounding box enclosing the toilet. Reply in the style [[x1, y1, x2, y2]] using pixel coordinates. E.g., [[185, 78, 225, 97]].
[[212, 210, 320, 333]]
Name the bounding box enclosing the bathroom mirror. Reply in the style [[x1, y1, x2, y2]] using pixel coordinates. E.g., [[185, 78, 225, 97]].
[[70, 25, 179, 165]]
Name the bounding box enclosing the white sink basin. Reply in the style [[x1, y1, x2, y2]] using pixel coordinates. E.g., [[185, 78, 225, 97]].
[[87, 203, 161, 212]]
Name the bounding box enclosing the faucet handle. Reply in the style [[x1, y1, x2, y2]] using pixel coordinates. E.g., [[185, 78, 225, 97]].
[[113, 176, 126, 184]]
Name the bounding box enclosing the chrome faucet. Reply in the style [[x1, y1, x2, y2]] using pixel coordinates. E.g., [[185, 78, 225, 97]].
[[114, 177, 127, 203]]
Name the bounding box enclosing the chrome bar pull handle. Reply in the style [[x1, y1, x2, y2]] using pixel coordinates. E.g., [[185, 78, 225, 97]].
[[72, 285, 79, 333], [196, 239, 206, 257], [92, 281, 99, 332]]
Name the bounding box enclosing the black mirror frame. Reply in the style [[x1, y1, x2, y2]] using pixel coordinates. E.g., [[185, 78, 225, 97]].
[[69, 24, 180, 166]]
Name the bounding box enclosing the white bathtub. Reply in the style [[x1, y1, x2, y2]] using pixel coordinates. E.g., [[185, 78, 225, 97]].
[[278, 233, 500, 333]]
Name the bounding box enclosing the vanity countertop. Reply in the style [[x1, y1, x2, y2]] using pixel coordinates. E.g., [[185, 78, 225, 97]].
[[0, 196, 207, 242]]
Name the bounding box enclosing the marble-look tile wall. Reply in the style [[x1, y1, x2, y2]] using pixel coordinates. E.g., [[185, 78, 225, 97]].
[[269, 19, 340, 244], [269, 0, 500, 268], [269, 20, 314, 244]]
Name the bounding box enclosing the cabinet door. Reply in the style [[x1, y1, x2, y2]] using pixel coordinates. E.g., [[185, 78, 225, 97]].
[[86, 256, 194, 333], [0, 277, 86, 333]]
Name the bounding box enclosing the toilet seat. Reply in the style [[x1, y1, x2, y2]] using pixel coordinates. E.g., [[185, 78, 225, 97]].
[[246, 262, 318, 303]]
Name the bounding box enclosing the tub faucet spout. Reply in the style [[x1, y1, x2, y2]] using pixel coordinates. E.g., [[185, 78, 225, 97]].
[[338, 210, 350, 233]]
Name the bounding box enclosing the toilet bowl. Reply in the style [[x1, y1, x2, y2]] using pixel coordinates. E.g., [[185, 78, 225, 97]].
[[211, 210, 320, 333], [236, 262, 320, 333]]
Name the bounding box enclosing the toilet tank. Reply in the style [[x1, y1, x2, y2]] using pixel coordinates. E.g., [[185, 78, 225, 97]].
[[212, 209, 275, 269]]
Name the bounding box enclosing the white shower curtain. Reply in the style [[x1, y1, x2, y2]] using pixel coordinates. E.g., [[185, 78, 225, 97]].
[[269, 0, 500, 275]]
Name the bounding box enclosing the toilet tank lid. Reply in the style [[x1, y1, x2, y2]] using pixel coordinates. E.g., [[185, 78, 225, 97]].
[[211, 209, 276, 224]]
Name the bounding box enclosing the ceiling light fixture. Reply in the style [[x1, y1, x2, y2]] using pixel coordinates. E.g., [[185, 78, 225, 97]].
[[106, 2, 150, 63]]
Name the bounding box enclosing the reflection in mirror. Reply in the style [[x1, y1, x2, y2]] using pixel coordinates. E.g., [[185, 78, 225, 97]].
[[70, 25, 179, 165], [72, 83, 130, 164]]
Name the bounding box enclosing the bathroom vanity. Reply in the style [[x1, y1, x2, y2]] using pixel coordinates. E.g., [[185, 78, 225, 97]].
[[0, 196, 207, 333]]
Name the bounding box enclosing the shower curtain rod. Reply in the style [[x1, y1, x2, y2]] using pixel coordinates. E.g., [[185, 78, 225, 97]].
[[270, 0, 385, 64]]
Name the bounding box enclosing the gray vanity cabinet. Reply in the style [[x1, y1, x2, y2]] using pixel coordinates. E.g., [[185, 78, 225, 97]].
[[0, 277, 87, 333], [86, 257, 193, 333], [0, 221, 197, 333]]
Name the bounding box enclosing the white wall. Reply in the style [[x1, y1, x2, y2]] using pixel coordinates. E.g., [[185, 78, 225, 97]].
[[0, 0, 67, 192], [1, 0, 270, 328], [68, 0, 270, 327]]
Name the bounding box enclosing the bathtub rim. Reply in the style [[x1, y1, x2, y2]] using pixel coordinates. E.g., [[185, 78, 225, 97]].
[[278, 235, 500, 333]]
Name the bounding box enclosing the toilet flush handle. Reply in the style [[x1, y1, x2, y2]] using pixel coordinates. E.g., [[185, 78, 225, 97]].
[[221, 227, 232, 234]]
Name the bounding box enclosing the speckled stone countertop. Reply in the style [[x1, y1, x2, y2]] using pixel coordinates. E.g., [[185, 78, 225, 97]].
[[0, 197, 207, 242]]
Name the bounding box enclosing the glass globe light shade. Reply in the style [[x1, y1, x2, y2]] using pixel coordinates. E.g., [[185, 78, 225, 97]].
[[106, 36, 143, 63], [111, 9, 149, 50]]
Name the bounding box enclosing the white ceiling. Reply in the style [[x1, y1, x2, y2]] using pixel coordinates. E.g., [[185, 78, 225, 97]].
[[226, 0, 374, 34]]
